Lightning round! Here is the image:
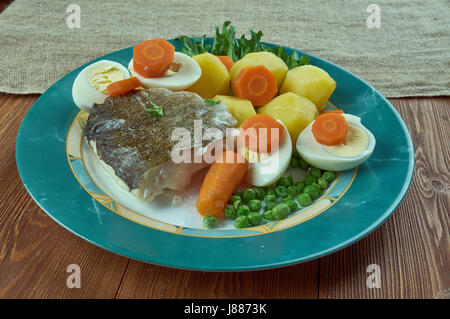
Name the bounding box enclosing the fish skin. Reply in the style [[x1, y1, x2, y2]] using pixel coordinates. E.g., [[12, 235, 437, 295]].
[[83, 88, 236, 192]]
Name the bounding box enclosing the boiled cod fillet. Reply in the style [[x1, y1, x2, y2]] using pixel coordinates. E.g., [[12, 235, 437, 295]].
[[83, 88, 236, 201]]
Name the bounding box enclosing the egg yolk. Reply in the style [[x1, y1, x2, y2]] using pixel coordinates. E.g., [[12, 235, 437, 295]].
[[324, 124, 369, 157], [88, 65, 125, 93]]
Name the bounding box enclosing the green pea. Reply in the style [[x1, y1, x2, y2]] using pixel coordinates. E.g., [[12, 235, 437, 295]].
[[272, 203, 290, 220], [229, 195, 241, 205], [263, 210, 275, 220], [299, 158, 310, 170], [312, 183, 321, 193], [264, 194, 277, 203], [237, 205, 250, 216], [254, 187, 265, 200], [292, 149, 301, 159], [285, 200, 298, 213], [276, 178, 291, 188], [243, 188, 257, 203], [323, 171, 336, 183], [248, 199, 262, 212], [290, 158, 299, 168], [265, 201, 276, 211], [234, 215, 249, 228], [297, 193, 312, 207], [304, 184, 320, 199], [317, 177, 329, 190], [248, 212, 263, 226], [224, 205, 237, 219], [233, 189, 243, 198], [295, 181, 305, 193], [203, 215, 218, 228], [275, 186, 288, 197], [281, 194, 294, 202], [304, 175, 317, 185], [287, 185, 299, 197], [310, 167, 322, 178], [233, 200, 241, 209]]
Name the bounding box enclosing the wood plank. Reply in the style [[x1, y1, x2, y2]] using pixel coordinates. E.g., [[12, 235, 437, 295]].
[[319, 97, 450, 298], [0, 94, 130, 298], [116, 260, 318, 298]]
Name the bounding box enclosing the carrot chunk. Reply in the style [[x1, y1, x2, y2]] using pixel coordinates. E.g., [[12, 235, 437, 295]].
[[216, 55, 234, 71], [232, 65, 277, 107], [133, 39, 175, 78], [106, 77, 141, 97], [240, 114, 284, 153], [312, 113, 349, 146], [320, 109, 344, 115], [196, 151, 248, 218]]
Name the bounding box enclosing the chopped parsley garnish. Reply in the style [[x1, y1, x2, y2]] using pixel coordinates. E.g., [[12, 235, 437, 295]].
[[145, 101, 163, 117], [204, 99, 221, 106], [175, 21, 309, 68]]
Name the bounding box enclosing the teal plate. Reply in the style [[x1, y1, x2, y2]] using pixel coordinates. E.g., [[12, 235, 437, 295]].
[[16, 39, 414, 271]]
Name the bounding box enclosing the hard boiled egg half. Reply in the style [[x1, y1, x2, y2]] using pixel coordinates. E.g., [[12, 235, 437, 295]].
[[245, 121, 292, 187], [128, 52, 201, 91], [297, 114, 375, 171], [72, 60, 130, 111]]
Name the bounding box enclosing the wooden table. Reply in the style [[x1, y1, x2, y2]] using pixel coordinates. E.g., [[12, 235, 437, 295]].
[[1, 95, 448, 299], [0, 2, 448, 301]]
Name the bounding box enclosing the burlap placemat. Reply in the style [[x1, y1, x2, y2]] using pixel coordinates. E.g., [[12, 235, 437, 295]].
[[0, 0, 449, 97]]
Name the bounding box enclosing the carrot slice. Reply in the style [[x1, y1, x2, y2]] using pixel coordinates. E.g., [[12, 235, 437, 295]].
[[217, 55, 234, 71], [106, 77, 141, 97], [240, 114, 284, 153], [312, 113, 349, 146], [232, 65, 277, 107], [196, 151, 248, 218], [133, 39, 175, 78], [320, 109, 344, 115]]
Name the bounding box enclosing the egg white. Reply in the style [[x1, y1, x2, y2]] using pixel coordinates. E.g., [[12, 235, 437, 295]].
[[246, 121, 293, 187], [128, 52, 201, 91], [72, 60, 130, 111], [296, 114, 376, 171]]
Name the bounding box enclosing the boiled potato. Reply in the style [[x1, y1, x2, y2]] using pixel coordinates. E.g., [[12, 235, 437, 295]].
[[187, 53, 230, 98], [211, 95, 256, 127], [230, 52, 288, 89], [280, 65, 336, 111], [257, 92, 318, 144]]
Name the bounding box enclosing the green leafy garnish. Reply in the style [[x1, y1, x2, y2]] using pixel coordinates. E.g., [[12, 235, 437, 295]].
[[175, 21, 309, 68], [204, 99, 221, 106], [145, 101, 163, 117], [175, 35, 211, 57], [210, 21, 239, 61]]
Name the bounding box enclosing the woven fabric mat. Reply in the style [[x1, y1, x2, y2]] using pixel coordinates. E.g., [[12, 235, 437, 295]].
[[0, 0, 449, 97]]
